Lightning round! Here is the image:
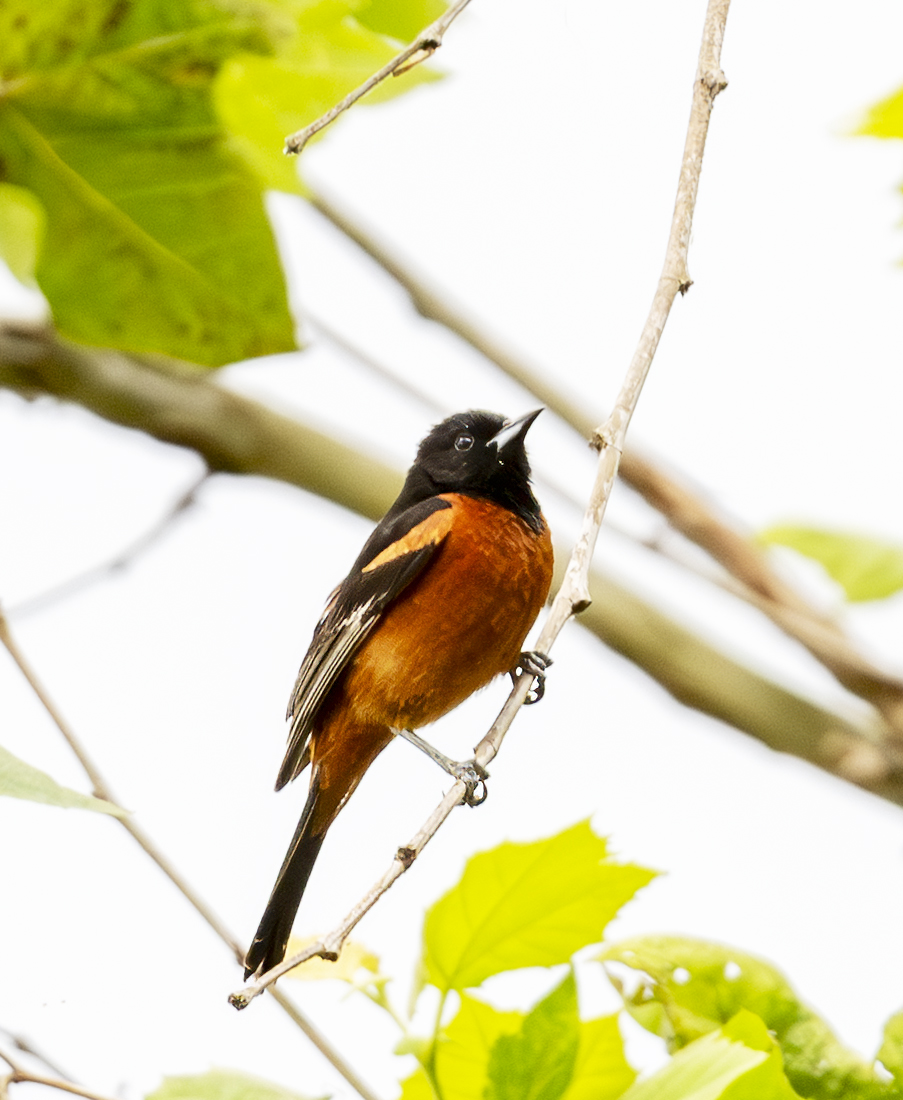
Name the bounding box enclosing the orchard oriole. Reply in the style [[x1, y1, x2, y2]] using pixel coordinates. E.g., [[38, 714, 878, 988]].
[[245, 409, 553, 978]]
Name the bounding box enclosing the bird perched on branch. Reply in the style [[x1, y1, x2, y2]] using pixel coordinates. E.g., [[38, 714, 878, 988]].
[[245, 409, 554, 979]]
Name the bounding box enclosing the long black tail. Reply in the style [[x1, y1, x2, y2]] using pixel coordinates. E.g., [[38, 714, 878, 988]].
[[244, 775, 326, 978]]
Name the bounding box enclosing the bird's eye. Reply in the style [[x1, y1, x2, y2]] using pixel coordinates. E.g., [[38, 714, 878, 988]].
[[454, 433, 474, 451]]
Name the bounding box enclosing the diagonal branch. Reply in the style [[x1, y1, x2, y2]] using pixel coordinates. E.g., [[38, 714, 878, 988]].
[[8, 471, 210, 618], [231, 0, 735, 1006], [307, 180, 903, 740], [283, 0, 475, 155], [494, 0, 731, 749], [0, 611, 383, 1100], [3, 321, 902, 799], [0, 1048, 117, 1100]]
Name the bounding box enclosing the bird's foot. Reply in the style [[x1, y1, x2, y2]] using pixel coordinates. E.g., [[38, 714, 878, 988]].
[[449, 759, 489, 807], [393, 727, 490, 806], [510, 650, 553, 704]]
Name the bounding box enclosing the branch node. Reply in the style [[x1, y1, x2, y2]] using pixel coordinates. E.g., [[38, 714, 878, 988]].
[[703, 69, 728, 96], [396, 845, 416, 868], [394, 38, 442, 75], [679, 277, 694, 296], [590, 423, 622, 452], [283, 0, 472, 154]]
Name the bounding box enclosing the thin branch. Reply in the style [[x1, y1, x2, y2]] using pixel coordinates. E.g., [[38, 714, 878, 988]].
[[0, 1050, 114, 1100], [3, 327, 900, 799], [307, 170, 903, 739], [533, 0, 730, 665], [309, 309, 903, 724], [304, 312, 445, 417], [302, 311, 903, 763], [0, 612, 382, 1100], [231, 0, 734, 1006], [0, 1031, 73, 1084], [0, 320, 400, 523], [283, 0, 475, 155], [305, 311, 608, 528], [309, 187, 597, 437], [8, 471, 210, 618]]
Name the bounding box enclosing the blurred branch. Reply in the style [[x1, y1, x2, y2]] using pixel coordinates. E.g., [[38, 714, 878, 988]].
[[0, 610, 382, 1100], [543, 0, 730, 620], [623, 454, 903, 735], [307, 187, 903, 740], [305, 311, 444, 416], [306, 310, 616, 533], [283, 0, 474, 154], [3, 321, 903, 802], [0, 321, 398, 522], [0, 1048, 116, 1100], [8, 470, 210, 618], [0, 1030, 72, 1084]]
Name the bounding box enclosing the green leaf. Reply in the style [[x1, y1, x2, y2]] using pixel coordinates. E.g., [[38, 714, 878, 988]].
[[856, 86, 903, 139], [758, 525, 903, 602], [422, 822, 656, 993], [618, 1011, 800, 1100], [147, 1069, 326, 1100], [0, 182, 45, 284], [601, 936, 892, 1099], [0, 744, 124, 816], [418, 996, 633, 1100], [486, 971, 580, 1100], [354, 0, 448, 42], [214, 0, 441, 194], [401, 994, 525, 1100], [397, 1071, 434, 1100], [559, 1014, 636, 1100], [0, 0, 295, 366], [877, 1011, 903, 1085]]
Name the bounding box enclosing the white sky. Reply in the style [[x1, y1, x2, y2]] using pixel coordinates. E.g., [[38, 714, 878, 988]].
[[3, 1, 903, 1097]]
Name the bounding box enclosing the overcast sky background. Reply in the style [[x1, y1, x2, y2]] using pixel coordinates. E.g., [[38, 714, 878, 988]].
[[3, 1, 903, 1097]]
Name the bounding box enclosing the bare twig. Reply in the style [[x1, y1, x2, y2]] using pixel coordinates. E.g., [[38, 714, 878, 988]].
[[231, 0, 733, 1006], [8, 471, 210, 618], [308, 153, 903, 740], [0, 1030, 73, 1083], [0, 1049, 113, 1100], [0, 320, 400, 523], [284, 0, 474, 155], [232, 672, 541, 1007], [305, 312, 444, 417], [532, 0, 730, 659], [308, 310, 903, 728], [305, 311, 606, 525], [4, 322, 900, 793], [0, 612, 382, 1100], [620, 453, 903, 735]]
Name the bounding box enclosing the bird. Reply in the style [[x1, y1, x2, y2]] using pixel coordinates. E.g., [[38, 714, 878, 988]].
[[244, 409, 554, 979]]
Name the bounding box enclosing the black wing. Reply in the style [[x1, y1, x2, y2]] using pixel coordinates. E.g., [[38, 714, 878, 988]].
[[275, 497, 453, 789]]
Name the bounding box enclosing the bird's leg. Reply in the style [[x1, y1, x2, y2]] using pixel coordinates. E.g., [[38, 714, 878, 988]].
[[393, 727, 489, 807], [510, 651, 552, 704]]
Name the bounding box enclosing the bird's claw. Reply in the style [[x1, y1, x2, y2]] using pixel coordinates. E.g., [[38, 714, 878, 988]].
[[451, 760, 489, 807], [510, 650, 552, 704]]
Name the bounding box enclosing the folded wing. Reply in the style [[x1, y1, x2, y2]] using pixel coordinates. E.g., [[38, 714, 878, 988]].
[[276, 498, 454, 789]]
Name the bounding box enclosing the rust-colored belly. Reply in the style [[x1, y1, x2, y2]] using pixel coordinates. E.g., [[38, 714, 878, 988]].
[[342, 494, 553, 730]]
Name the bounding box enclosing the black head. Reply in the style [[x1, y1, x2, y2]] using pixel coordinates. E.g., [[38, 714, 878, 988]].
[[398, 409, 544, 531]]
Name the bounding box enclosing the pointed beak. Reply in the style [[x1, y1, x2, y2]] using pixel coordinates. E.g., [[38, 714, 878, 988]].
[[490, 408, 543, 452]]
